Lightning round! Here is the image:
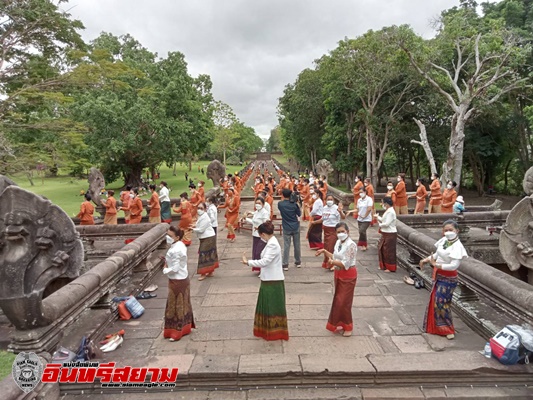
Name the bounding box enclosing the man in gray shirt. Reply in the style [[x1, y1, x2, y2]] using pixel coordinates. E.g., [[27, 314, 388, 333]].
[[277, 189, 302, 271]]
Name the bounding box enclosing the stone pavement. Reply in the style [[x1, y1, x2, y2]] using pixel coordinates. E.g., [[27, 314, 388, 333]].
[[66, 200, 531, 396]]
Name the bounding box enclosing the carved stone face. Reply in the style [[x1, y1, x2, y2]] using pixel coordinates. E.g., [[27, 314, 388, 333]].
[[206, 160, 226, 187]]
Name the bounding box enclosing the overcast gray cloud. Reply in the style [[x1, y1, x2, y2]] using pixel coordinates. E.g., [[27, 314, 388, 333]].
[[65, 0, 478, 139]]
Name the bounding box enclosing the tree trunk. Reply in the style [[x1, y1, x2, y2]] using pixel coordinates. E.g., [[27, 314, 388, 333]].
[[124, 165, 144, 189], [504, 158, 512, 192], [366, 129, 373, 186], [411, 118, 437, 176], [173, 162, 177, 176], [443, 106, 468, 186]]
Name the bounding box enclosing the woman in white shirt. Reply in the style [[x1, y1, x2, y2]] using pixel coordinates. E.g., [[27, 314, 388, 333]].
[[354, 187, 373, 251], [244, 197, 271, 274], [419, 220, 468, 340], [377, 197, 397, 272], [315, 222, 357, 337], [319, 195, 346, 270], [159, 181, 171, 223], [308, 188, 324, 250], [241, 221, 289, 341], [192, 202, 219, 281], [163, 226, 195, 341], [206, 197, 219, 235]]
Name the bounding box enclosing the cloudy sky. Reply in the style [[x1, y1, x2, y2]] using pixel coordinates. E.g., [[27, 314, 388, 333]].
[[64, 0, 483, 139]]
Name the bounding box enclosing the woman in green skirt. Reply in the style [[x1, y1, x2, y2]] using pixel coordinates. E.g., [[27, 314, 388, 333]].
[[242, 221, 289, 341]]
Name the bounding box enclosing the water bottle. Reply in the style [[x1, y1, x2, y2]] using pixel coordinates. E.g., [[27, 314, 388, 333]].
[[484, 342, 492, 358]]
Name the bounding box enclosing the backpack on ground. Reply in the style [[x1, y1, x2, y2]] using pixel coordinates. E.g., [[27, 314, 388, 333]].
[[490, 325, 532, 365]]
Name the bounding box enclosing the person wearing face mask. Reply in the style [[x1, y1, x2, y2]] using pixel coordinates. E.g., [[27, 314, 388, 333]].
[[102, 190, 117, 225], [318, 180, 327, 201], [409, 178, 427, 215], [363, 178, 377, 225], [419, 220, 468, 340], [352, 176, 364, 219], [206, 197, 219, 235], [163, 226, 195, 341], [320, 195, 346, 270], [241, 221, 288, 341], [428, 173, 442, 214], [353, 187, 373, 251], [148, 184, 161, 223], [218, 188, 240, 242], [315, 222, 357, 337], [253, 177, 265, 200], [172, 192, 193, 246], [159, 181, 172, 223], [191, 202, 219, 281], [395, 173, 408, 215], [301, 179, 311, 221], [260, 190, 273, 219], [119, 185, 132, 224], [119, 188, 143, 224], [385, 181, 397, 207], [244, 198, 271, 274], [441, 181, 457, 213], [308, 188, 324, 250], [377, 197, 397, 272]]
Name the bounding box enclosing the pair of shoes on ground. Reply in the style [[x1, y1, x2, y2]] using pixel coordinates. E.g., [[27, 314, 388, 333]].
[[198, 272, 214, 281], [136, 291, 157, 299], [100, 334, 123, 352]]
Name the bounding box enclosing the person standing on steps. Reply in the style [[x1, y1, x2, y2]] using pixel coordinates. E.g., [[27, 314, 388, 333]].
[[148, 184, 161, 223], [351, 187, 373, 251], [242, 221, 289, 341], [410, 178, 427, 215], [191, 202, 219, 281], [159, 181, 172, 223], [244, 197, 270, 274], [377, 197, 397, 272], [163, 226, 195, 341], [395, 173, 408, 215], [277, 188, 302, 271], [428, 173, 442, 214], [419, 220, 468, 340], [77, 193, 95, 225], [102, 190, 117, 225], [315, 222, 357, 337]]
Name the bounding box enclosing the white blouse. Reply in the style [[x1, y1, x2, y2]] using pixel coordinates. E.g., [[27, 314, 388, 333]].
[[248, 236, 285, 281], [207, 204, 218, 228], [333, 237, 357, 270], [192, 212, 215, 239], [378, 207, 397, 232], [159, 186, 170, 203], [357, 196, 373, 222], [322, 204, 341, 227], [432, 237, 468, 271], [246, 207, 270, 237], [310, 198, 324, 217], [164, 240, 188, 280]]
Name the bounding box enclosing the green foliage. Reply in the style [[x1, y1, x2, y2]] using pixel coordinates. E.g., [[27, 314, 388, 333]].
[[266, 126, 282, 152], [0, 350, 16, 380], [226, 155, 241, 165], [70, 33, 214, 187]]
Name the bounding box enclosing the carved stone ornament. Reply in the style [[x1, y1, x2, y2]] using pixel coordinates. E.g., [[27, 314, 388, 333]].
[[315, 159, 334, 180], [206, 160, 226, 187], [0, 177, 83, 330], [87, 167, 105, 206], [500, 194, 533, 271]]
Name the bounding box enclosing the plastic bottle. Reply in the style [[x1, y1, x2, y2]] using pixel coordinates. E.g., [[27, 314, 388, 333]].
[[484, 342, 492, 358]]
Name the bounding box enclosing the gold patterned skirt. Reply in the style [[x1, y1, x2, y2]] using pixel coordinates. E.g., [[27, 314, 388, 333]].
[[164, 278, 195, 340]]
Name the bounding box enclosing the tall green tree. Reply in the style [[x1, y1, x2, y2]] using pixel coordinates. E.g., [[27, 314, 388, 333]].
[[398, 4, 531, 186], [266, 126, 282, 152], [72, 33, 213, 187]]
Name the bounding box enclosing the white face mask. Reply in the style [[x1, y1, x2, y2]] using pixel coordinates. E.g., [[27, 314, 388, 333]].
[[310, 190, 314, 194], [129, 193, 135, 199], [312, 194, 317, 199], [416, 182, 419, 186], [337, 232, 348, 241], [198, 184, 202, 187], [444, 231, 457, 241], [326, 200, 334, 207], [197, 209, 205, 216], [355, 178, 359, 182], [397, 177, 401, 181], [447, 184, 453, 190], [360, 193, 366, 199], [166, 235, 174, 245], [387, 186, 393, 190], [255, 204, 262, 210]]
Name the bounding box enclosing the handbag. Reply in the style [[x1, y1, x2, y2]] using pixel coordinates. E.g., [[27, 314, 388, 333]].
[[490, 325, 532, 365], [118, 301, 132, 320], [125, 296, 145, 318]]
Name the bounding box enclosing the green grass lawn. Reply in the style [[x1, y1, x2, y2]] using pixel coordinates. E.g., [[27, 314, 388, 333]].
[[6, 162, 215, 216], [0, 350, 15, 380]]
